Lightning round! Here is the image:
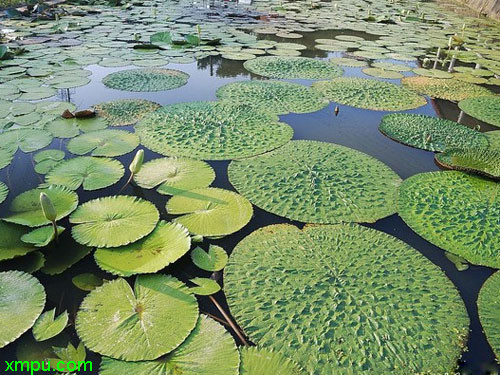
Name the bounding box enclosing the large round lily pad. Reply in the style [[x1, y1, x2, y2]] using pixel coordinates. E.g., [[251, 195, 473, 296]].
[[312, 77, 427, 111], [166, 187, 253, 237], [135, 102, 293, 160], [435, 148, 500, 179], [99, 315, 239, 375], [134, 157, 215, 195], [67, 130, 139, 157], [0, 271, 46, 349], [378, 113, 488, 152], [228, 140, 401, 224], [4, 185, 79, 228], [70, 196, 159, 248], [216, 80, 329, 115], [402, 76, 491, 101], [75, 274, 198, 361], [102, 68, 189, 92], [225, 224, 469, 374], [94, 99, 161, 126], [243, 56, 343, 79], [458, 95, 500, 128], [398, 171, 500, 268], [0, 129, 53, 153], [478, 272, 500, 360], [94, 221, 191, 276], [45, 157, 125, 191], [240, 347, 304, 375], [0, 221, 37, 261]]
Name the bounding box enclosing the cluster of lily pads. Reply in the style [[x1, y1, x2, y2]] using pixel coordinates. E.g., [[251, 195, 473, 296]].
[[1, 0, 500, 373]]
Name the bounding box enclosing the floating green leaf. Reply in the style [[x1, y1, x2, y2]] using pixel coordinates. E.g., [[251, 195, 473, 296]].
[[134, 157, 215, 195], [189, 277, 221, 295], [243, 56, 343, 79], [0, 251, 45, 274], [45, 156, 124, 191], [99, 315, 239, 375], [362, 67, 404, 79], [402, 76, 491, 101], [0, 271, 46, 349], [49, 342, 87, 372], [0, 221, 37, 261], [72, 273, 104, 291], [378, 113, 488, 152], [70, 195, 159, 247], [312, 77, 426, 111], [94, 221, 191, 277], [240, 347, 305, 375], [478, 272, 500, 360], [76, 274, 199, 361], [0, 148, 14, 171], [216, 80, 328, 115], [486, 131, 500, 151], [102, 68, 189, 92], [34, 149, 65, 163], [136, 102, 293, 160], [167, 187, 253, 237], [229, 140, 401, 224], [0, 182, 8, 204], [67, 130, 139, 157], [191, 245, 228, 271], [435, 148, 500, 179], [0, 129, 53, 153], [47, 117, 108, 138], [225, 224, 469, 374], [94, 99, 161, 126], [21, 225, 65, 247], [32, 308, 69, 342], [398, 171, 499, 268], [4, 185, 78, 228], [41, 239, 91, 276], [458, 95, 500, 128]]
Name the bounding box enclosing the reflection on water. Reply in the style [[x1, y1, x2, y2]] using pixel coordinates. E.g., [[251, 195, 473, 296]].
[[1, 27, 499, 374]]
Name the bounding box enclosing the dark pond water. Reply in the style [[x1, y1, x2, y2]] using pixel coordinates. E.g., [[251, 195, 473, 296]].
[[0, 27, 499, 375]]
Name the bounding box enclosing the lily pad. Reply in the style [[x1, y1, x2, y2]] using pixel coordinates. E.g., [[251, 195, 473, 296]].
[[435, 148, 500, 179], [225, 224, 469, 374], [189, 278, 221, 295], [401, 76, 491, 101], [72, 273, 104, 291], [0, 129, 53, 153], [0, 221, 37, 261], [47, 117, 108, 138], [102, 68, 189, 92], [312, 77, 426, 111], [33, 149, 65, 163], [216, 80, 328, 115], [398, 171, 500, 268], [478, 272, 500, 360], [134, 157, 215, 195], [458, 95, 500, 128], [32, 308, 69, 342], [21, 225, 65, 247], [94, 99, 161, 126], [191, 245, 228, 271], [378, 113, 488, 152], [67, 130, 139, 157], [0, 182, 8, 204], [228, 140, 401, 224], [99, 315, 239, 375], [486, 131, 500, 151], [243, 56, 343, 79], [240, 347, 305, 375], [45, 157, 124, 191], [0, 148, 14, 171], [0, 271, 46, 349], [362, 68, 404, 79], [0, 251, 45, 274], [136, 102, 293, 160], [166, 187, 253, 237], [70, 195, 159, 248], [94, 221, 191, 277], [41, 239, 92, 276], [4, 185, 78, 228], [76, 274, 199, 361]]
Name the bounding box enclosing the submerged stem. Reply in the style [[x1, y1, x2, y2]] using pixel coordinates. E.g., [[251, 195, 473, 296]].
[[119, 172, 134, 194], [208, 295, 249, 346], [52, 220, 59, 244]]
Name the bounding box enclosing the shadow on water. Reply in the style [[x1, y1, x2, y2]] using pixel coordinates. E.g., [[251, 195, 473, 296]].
[[0, 27, 498, 375]]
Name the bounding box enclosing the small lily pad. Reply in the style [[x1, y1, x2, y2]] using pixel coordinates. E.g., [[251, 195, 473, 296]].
[[0, 251, 45, 274], [0, 182, 8, 204], [47, 117, 108, 138], [134, 157, 215, 195], [72, 273, 104, 291], [94, 99, 161, 126], [67, 130, 139, 157], [32, 308, 69, 342], [189, 277, 221, 295], [0, 129, 53, 153], [33, 149, 65, 163], [21, 225, 65, 247], [0, 221, 38, 261], [167, 187, 253, 237], [191, 245, 228, 271]]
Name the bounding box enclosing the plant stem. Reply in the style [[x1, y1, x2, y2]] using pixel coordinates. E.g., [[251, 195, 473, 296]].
[[208, 295, 249, 346], [52, 220, 59, 244], [119, 172, 134, 194]]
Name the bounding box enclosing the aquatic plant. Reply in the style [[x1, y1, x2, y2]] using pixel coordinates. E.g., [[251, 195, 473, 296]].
[[402, 76, 491, 101], [435, 148, 500, 179], [458, 95, 500, 128], [94, 99, 161, 126], [478, 272, 500, 361], [243, 56, 343, 79], [102, 68, 190, 92]]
